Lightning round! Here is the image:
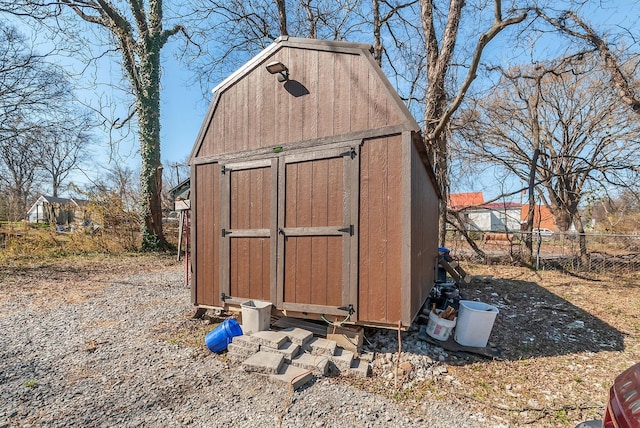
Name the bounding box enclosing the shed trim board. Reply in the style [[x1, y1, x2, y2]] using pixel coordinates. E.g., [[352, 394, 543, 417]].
[[189, 37, 440, 329], [191, 125, 410, 166]]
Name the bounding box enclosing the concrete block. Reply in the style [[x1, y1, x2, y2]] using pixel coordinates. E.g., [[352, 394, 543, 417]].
[[279, 327, 313, 345], [326, 325, 363, 355], [227, 342, 259, 360], [303, 337, 337, 356], [269, 363, 314, 390], [347, 358, 371, 378], [261, 340, 299, 362], [229, 336, 260, 352], [250, 330, 289, 349], [358, 350, 375, 363], [290, 352, 329, 376], [329, 347, 354, 371], [241, 350, 284, 374]]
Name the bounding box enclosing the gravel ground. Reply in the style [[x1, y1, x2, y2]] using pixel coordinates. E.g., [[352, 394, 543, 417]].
[[0, 258, 493, 428]]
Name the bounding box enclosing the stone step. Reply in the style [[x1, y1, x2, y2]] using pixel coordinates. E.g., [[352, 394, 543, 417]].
[[227, 342, 258, 360], [347, 358, 371, 378], [290, 352, 330, 376], [229, 335, 260, 351], [329, 347, 354, 371], [269, 363, 314, 390], [250, 330, 289, 349], [261, 340, 300, 362], [241, 350, 284, 374], [279, 327, 313, 345], [303, 337, 337, 357]]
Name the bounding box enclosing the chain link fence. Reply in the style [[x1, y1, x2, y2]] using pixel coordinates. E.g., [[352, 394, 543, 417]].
[[446, 230, 640, 277]]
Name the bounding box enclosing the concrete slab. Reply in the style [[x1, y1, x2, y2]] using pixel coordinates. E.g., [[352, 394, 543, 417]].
[[290, 352, 329, 376], [242, 350, 284, 374], [269, 363, 314, 390], [250, 330, 289, 349], [329, 347, 354, 371], [261, 340, 299, 362], [279, 327, 313, 345], [303, 337, 337, 356]]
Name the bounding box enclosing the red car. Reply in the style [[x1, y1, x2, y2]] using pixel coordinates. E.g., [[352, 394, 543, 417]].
[[576, 361, 640, 428]]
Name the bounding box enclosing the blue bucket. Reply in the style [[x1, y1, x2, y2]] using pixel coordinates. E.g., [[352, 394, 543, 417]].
[[205, 318, 243, 353]]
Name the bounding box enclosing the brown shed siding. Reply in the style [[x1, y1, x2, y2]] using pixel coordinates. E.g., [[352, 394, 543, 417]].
[[282, 156, 344, 307], [190, 38, 439, 329], [409, 140, 439, 320], [195, 47, 402, 159], [228, 166, 271, 301], [193, 163, 220, 306], [358, 135, 403, 324]]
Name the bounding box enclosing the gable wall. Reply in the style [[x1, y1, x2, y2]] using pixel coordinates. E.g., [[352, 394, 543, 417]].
[[196, 47, 403, 158]]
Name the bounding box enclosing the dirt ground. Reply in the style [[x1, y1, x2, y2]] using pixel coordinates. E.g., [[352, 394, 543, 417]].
[[401, 263, 640, 427], [2, 254, 638, 427]]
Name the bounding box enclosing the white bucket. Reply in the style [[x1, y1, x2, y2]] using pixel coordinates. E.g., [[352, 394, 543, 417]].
[[426, 310, 456, 341], [240, 300, 272, 334], [454, 300, 499, 348]]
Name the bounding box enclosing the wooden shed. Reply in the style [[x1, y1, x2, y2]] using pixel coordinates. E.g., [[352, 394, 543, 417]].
[[189, 37, 440, 328]]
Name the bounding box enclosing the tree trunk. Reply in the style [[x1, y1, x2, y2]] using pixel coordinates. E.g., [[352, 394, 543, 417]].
[[138, 41, 167, 251], [523, 148, 540, 265], [372, 0, 382, 67], [275, 0, 289, 36]]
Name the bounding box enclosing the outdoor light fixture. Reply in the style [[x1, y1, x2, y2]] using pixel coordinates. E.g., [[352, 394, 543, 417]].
[[266, 60, 289, 82]]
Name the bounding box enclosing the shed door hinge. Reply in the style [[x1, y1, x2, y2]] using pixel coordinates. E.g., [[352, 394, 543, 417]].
[[221, 228, 232, 237], [338, 225, 354, 236], [221, 293, 229, 302], [337, 304, 354, 315], [340, 147, 357, 159], [221, 165, 229, 175]]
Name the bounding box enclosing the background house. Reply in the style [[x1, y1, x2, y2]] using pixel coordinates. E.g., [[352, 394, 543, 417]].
[[26, 195, 89, 226], [449, 192, 525, 232]]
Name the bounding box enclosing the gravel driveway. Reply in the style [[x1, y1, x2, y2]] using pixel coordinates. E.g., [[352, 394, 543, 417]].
[[0, 256, 492, 427]]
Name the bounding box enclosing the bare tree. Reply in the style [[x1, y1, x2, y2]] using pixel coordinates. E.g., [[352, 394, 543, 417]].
[[534, 8, 640, 115], [456, 58, 640, 263], [419, 0, 528, 246], [38, 108, 93, 197], [0, 22, 76, 220], [3, 0, 188, 250], [0, 128, 45, 221]]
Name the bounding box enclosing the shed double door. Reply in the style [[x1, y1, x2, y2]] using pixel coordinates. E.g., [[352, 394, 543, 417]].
[[219, 146, 358, 319]]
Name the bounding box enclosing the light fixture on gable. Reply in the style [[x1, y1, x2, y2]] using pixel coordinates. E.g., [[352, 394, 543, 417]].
[[265, 60, 289, 82]]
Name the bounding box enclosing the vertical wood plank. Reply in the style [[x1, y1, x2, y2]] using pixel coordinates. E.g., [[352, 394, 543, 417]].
[[358, 144, 370, 319], [288, 48, 304, 143], [274, 50, 289, 145], [302, 49, 319, 141], [350, 54, 369, 132], [219, 163, 231, 304], [271, 158, 279, 304], [195, 163, 219, 306], [333, 54, 351, 135], [368, 69, 388, 128], [310, 159, 328, 305], [360, 137, 389, 322], [386, 136, 403, 322], [258, 64, 274, 152], [283, 163, 298, 302], [296, 161, 313, 303], [317, 51, 334, 138]]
